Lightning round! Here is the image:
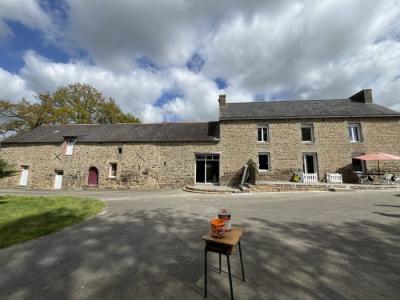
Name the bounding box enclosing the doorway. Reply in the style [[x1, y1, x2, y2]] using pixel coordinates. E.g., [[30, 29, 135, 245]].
[[88, 167, 99, 186], [352, 152, 366, 172], [303, 153, 318, 174], [195, 154, 219, 184], [19, 165, 29, 186], [54, 170, 63, 189]]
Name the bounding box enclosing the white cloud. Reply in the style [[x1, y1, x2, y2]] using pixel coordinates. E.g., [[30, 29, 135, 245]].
[[16, 51, 221, 122], [0, 68, 34, 100], [204, 0, 400, 103], [0, 0, 51, 41], [165, 68, 220, 120], [63, 0, 288, 71], [17, 51, 173, 122], [1, 0, 400, 123]]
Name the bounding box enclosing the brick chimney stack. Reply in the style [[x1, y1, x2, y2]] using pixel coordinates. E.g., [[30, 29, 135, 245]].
[[218, 95, 227, 108], [349, 89, 373, 104]]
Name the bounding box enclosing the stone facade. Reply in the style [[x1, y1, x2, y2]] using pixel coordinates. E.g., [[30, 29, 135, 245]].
[[1, 116, 399, 190], [0, 142, 221, 189], [1, 93, 400, 190], [219, 117, 400, 183]]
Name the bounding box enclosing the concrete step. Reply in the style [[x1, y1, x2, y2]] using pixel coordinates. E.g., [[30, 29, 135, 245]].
[[183, 185, 244, 194]]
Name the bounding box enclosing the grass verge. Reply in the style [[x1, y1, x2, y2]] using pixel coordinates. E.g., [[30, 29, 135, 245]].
[[0, 195, 105, 249]]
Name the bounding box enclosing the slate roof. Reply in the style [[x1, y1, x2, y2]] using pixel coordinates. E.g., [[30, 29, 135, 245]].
[[220, 99, 400, 120], [2, 122, 220, 144]]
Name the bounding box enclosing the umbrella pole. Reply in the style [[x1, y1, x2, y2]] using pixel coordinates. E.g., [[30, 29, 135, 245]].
[[378, 160, 380, 180]]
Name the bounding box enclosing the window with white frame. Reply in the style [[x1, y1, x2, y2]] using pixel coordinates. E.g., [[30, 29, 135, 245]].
[[65, 137, 76, 155], [348, 124, 361, 142], [258, 153, 270, 171], [257, 125, 269, 142], [109, 163, 117, 178], [301, 124, 314, 142]]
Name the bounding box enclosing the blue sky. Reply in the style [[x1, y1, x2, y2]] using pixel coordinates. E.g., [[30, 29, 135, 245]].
[[0, 20, 69, 72], [0, 0, 400, 122]]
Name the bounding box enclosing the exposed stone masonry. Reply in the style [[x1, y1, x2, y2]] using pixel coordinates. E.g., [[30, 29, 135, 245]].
[[1, 116, 399, 189]]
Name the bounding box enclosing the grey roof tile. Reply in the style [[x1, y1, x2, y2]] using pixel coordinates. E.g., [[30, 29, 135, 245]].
[[2, 122, 220, 144], [220, 99, 400, 120]]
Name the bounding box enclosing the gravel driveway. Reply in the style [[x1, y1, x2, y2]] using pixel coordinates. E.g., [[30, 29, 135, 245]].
[[0, 189, 399, 299]]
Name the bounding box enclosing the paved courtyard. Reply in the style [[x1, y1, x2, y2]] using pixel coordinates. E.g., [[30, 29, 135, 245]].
[[0, 189, 399, 299]]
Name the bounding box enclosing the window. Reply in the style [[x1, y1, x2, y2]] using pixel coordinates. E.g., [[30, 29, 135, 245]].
[[258, 153, 270, 171], [257, 125, 269, 142], [301, 124, 314, 142], [109, 163, 117, 178], [65, 137, 76, 155], [118, 147, 122, 154], [348, 124, 361, 142]]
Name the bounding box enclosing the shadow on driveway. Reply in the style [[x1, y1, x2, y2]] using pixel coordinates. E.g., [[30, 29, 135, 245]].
[[373, 212, 400, 218], [374, 204, 400, 208], [0, 207, 399, 299]]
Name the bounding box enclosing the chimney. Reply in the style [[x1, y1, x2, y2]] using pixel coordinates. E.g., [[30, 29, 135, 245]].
[[349, 89, 373, 104], [218, 95, 227, 108]]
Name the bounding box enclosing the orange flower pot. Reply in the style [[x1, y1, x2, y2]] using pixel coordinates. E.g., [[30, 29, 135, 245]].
[[210, 218, 226, 238]]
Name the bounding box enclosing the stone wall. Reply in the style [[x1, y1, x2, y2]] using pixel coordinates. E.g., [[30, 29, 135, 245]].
[[0, 117, 399, 189], [218, 117, 400, 184], [0, 142, 222, 189], [251, 182, 330, 192], [251, 182, 400, 193]]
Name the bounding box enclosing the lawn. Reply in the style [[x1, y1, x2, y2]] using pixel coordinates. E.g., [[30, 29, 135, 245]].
[[0, 195, 105, 249]]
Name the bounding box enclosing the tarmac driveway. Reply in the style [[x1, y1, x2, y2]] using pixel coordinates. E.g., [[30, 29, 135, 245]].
[[0, 189, 399, 299]]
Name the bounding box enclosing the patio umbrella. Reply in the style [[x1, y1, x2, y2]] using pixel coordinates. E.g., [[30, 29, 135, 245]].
[[353, 152, 400, 176]]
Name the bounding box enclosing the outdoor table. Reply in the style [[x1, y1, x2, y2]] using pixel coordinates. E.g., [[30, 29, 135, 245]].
[[202, 226, 245, 300]]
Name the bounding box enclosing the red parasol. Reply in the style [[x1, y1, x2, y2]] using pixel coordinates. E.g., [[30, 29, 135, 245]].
[[353, 152, 400, 176], [353, 153, 400, 161]]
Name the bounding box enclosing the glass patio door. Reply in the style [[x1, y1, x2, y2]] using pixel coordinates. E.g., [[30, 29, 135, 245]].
[[195, 154, 219, 184]]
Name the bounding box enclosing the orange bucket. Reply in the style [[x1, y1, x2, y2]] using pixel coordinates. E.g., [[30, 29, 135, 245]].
[[210, 218, 226, 238]]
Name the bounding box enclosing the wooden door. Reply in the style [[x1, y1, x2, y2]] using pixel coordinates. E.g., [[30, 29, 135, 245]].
[[88, 167, 99, 185]]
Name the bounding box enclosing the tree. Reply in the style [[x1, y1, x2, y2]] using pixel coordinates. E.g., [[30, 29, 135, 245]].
[[0, 83, 140, 134], [0, 159, 17, 179]]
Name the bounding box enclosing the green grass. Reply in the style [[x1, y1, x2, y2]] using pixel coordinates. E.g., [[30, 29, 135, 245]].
[[0, 195, 105, 249]]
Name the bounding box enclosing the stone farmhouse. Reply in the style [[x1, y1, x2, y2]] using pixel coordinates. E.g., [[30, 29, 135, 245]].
[[1, 89, 400, 190]]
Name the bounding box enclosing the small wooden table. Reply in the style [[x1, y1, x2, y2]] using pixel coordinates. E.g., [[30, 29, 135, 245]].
[[202, 226, 245, 299]]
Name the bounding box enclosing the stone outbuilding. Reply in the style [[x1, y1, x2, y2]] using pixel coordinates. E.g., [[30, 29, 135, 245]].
[[1, 89, 400, 189]]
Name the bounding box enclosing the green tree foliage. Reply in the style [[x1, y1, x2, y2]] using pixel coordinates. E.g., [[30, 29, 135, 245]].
[[0, 83, 140, 134], [0, 159, 17, 179]]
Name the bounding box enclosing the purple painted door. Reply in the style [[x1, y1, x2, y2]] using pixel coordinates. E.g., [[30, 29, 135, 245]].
[[88, 167, 98, 185]]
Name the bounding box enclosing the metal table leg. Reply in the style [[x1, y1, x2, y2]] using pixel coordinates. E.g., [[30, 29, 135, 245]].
[[227, 254, 234, 300], [238, 241, 245, 281], [204, 247, 207, 298], [219, 253, 221, 273]]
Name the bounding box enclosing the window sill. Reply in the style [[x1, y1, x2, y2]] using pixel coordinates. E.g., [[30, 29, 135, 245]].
[[349, 141, 362, 144], [108, 176, 117, 180], [258, 169, 270, 172], [257, 141, 269, 144], [301, 141, 315, 144]]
